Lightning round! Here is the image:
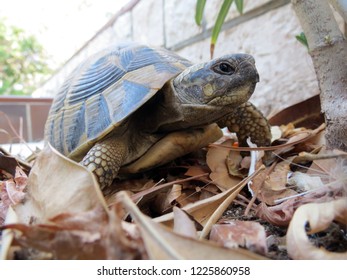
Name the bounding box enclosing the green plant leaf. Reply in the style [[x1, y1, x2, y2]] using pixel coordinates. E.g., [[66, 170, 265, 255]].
[[295, 32, 309, 49], [195, 0, 206, 26], [211, 0, 234, 57], [235, 0, 244, 14], [0, 18, 51, 95]]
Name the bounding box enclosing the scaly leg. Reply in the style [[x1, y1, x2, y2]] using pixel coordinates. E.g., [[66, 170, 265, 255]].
[[217, 101, 271, 148], [81, 137, 127, 189]]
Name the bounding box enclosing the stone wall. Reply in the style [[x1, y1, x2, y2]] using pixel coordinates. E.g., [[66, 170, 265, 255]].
[[34, 0, 345, 116]]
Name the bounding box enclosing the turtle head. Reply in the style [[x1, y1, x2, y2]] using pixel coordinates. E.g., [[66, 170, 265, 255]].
[[173, 53, 259, 107]]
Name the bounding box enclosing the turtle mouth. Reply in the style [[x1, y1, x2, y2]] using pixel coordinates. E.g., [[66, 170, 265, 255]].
[[206, 82, 256, 106]]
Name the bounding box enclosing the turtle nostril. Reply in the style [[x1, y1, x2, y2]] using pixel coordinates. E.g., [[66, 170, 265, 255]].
[[255, 72, 260, 83]]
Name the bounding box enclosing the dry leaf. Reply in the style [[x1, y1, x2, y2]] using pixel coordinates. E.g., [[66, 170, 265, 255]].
[[153, 184, 182, 215], [0, 166, 28, 225], [287, 198, 347, 259], [268, 94, 323, 129], [129, 174, 208, 204], [273, 124, 326, 156], [287, 172, 324, 191], [279, 123, 305, 138], [14, 144, 107, 224], [118, 191, 266, 260], [226, 151, 243, 177], [307, 149, 347, 191], [258, 161, 297, 205], [0, 206, 17, 259], [206, 140, 242, 190], [255, 182, 344, 227], [173, 206, 197, 239], [210, 220, 267, 255], [105, 179, 156, 206], [255, 202, 294, 226], [257, 148, 346, 226], [270, 126, 282, 142], [184, 165, 210, 177], [155, 180, 244, 228], [2, 205, 145, 260], [155, 166, 264, 237]]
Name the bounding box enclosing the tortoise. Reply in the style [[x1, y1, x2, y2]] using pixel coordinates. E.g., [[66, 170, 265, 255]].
[[44, 42, 271, 189]]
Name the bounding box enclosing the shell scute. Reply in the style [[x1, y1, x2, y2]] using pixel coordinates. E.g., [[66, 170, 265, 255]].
[[85, 94, 111, 139], [45, 43, 191, 158]]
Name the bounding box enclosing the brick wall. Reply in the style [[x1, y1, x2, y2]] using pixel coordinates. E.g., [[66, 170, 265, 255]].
[[33, 0, 345, 117]]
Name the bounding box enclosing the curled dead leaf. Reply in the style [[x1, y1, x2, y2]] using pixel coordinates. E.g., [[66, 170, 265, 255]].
[[268, 94, 324, 129], [287, 198, 347, 259]]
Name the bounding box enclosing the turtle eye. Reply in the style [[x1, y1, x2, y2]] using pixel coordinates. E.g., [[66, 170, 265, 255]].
[[213, 62, 235, 75]]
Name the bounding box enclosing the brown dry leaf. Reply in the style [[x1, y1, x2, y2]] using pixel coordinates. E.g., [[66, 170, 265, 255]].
[[255, 202, 293, 226], [279, 123, 305, 138], [255, 150, 346, 227], [307, 148, 347, 184], [210, 220, 267, 255], [172, 182, 220, 208], [175, 183, 218, 206], [258, 161, 297, 205], [166, 184, 182, 205], [2, 205, 145, 260], [14, 144, 107, 224], [118, 191, 266, 259], [155, 182, 243, 229], [184, 165, 210, 177], [104, 179, 156, 206], [3, 179, 26, 205], [255, 179, 344, 227], [268, 94, 323, 129], [155, 166, 264, 232], [198, 185, 220, 200], [111, 178, 156, 193], [152, 184, 182, 215], [287, 198, 347, 259], [129, 174, 207, 201], [206, 140, 242, 190], [0, 167, 28, 225], [273, 124, 326, 156], [14, 166, 28, 189], [226, 151, 243, 177]]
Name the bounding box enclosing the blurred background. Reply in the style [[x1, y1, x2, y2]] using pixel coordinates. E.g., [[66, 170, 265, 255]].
[[0, 0, 345, 151]]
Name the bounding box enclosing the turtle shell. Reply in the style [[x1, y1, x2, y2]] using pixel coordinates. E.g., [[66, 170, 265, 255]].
[[44, 43, 192, 159]]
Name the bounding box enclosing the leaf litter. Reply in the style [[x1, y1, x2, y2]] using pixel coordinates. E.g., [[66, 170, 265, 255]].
[[0, 95, 346, 260]]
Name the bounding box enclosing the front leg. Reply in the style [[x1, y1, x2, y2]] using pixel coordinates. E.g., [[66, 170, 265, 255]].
[[217, 102, 271, 148], [81, 137, 127, 189]]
